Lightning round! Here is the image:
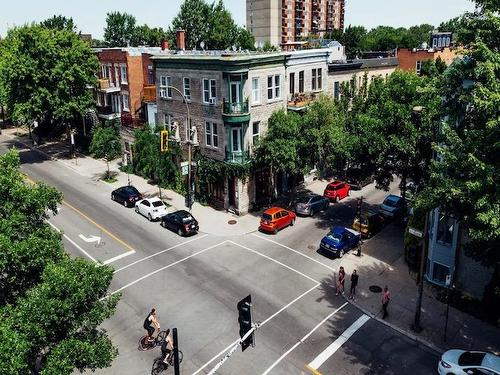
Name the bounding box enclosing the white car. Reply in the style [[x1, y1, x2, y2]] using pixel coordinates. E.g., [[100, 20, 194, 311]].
[[438, 350, 500, 375], [135, 197, 168, 221]]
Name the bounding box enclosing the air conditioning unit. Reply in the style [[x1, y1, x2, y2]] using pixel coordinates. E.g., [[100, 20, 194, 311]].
[[209, 97, 217, 105]]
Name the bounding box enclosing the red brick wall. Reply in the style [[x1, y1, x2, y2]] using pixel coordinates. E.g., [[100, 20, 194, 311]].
[[126, 55, 145, 116], [398, 47, 458, 73]]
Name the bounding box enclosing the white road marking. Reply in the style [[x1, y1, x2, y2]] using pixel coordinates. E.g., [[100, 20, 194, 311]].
[[261, 302, 349, 375], [191, 338, 241, 375], [307, 314, 370, 371], [78, 233, 101, 244], [107, 240, 227, 297], [113, 234, 209, 274], [102, 250, 136, 265], [228, 240, 320, 284], [47, 221, 98, 263], [251, 233, 336, 272]]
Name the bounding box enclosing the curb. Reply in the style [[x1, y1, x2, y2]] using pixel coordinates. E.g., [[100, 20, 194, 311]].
[[346, 297, 444, 354]]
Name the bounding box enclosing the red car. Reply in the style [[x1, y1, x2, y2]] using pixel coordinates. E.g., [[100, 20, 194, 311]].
[[259, 207, 296, 234], [323, 180, 350, 203]]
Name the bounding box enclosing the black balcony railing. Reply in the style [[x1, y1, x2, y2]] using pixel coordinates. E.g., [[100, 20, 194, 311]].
[[225, 149, 250, 164], [223, 100, 249, 115]]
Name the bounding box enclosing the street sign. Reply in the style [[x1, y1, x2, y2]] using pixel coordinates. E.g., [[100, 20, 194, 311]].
[[181, 165, 189, 176], [409, 227, 423, 238]]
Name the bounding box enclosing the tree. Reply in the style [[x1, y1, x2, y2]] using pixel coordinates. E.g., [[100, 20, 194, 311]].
[[104, 12, 137, 47], [0, 150, 120, 373], [208, 0, 238, 49], [235, 27, 256, 50], [132, 25, 168, 47], [401, 24, 434, 48], [41, 15, 76, 31], [342, 25, 367, 58], [89, 120, 122, 179], [415, 0, 500, 321], [168, 0, 211, 49], [0, 24, 98, 138]]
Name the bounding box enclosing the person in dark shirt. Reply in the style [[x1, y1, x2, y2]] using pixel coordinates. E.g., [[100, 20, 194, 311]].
[[349, 270, 359, 300]]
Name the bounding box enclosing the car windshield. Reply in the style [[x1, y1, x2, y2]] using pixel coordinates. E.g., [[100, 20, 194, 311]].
[[326, 185, 337, 191], [297, 196, 311, 204], [124, 187, 139, 195], [262, 213, 273, 221], [458, 352, 486, 366], [326, 232, 342, 242], [152, 201, 164, 207], [383, 197, 398, 207]]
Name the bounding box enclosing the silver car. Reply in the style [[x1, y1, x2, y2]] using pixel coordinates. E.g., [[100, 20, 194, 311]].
[[438, 350, 500, 375], [295, 194, 329, 216]]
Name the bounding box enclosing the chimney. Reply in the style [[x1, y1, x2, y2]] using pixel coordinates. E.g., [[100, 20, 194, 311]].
[[161, 39, 169, 51], [176, 29, 186, 51]]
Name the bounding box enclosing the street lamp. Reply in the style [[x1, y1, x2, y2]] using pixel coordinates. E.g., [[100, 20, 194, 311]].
[[166, 85, 197, 210], [411, 105, 428, 333]]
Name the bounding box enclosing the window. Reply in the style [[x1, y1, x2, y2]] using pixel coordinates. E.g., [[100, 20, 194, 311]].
[[437, 214, 454, 245], [203, 78, 216, 103], [205, 122, 218, 148], [183, 78, 191, 101], [317, 68, 322, 89], [312, 69, 317, 90], [252, 121, 260, 144], [333, 81, 340, 99], [159, 76, 172, 98], [122, 92, 130, 111], [114, 65, 120, 86], [148, 65, 154, 84], [232, 128, 241, 151], [164, 114, 173, 131], [432, 262, 450, 284], [267, 74, 281, 100], [416, 61, 422, 75], [252, 77, 260, 104], [289, 72, 295, 94], [298, 70, 304, 93], [120, 66, 128, 84]]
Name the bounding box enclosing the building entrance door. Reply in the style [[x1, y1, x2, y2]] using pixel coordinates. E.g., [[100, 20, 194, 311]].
[[228, 177, 236, 207]]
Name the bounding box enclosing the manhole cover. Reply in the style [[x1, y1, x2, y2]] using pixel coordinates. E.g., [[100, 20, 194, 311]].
[[228, 220, 237, 225], [369, 285, 382, 293]]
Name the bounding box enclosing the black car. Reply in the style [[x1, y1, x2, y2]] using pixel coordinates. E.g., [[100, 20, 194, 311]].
[[161, 210, 199, 236], [111, 185, 143, 207]]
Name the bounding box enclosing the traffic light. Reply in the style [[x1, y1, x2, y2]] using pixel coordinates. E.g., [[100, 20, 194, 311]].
[[356, 196, 363, 219], [160, 130, 169, 152], [237, 295, 254, 352]]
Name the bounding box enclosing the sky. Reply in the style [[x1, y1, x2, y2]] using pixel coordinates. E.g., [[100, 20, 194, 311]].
[[0, 0, 476, 39]]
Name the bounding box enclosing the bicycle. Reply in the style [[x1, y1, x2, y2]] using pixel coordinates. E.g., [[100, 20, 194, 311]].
[[138, 330, 168, 351], [151, 350, 183, 375]]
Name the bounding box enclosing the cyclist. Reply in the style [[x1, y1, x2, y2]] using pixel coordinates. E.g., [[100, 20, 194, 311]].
[[143, 308, 160, 342], [161, 329, 174, 364]]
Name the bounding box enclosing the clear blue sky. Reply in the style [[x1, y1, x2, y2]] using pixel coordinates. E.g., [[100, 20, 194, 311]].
[[0, 0, 476, 39]]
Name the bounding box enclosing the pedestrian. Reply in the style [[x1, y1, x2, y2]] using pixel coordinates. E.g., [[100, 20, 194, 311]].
[[349, 270, 359, 299], [382, 285, 391, 319], [336, 266, 346, 296]]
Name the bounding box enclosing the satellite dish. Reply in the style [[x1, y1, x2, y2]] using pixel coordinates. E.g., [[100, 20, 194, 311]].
[[200, 41, 205, 49], [232, 45, 237, 52]]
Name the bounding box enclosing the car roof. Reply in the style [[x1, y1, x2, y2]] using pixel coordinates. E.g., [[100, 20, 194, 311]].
[[331, 226, 346, 234], [385, 194, 402, 202], [174, 210, 192, 218], [483, 353, 500, 370], [328, 180, 343, 186], [144, 197, 162, 203], [264, 207, 284, 215]]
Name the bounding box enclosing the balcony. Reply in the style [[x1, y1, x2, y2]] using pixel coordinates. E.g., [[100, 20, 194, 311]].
[[97, 106, 121, 120], [98, 79, 120, 93], [225, 149, 250, 164], [222, 100, 250, 124], [143, 84, 156, 103], [287, 92, 319, 112]]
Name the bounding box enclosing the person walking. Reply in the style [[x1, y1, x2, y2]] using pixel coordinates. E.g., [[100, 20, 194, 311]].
[[336, 266, 346, 295], [382, 286, 391, 319], [349, 270, 359, 300]]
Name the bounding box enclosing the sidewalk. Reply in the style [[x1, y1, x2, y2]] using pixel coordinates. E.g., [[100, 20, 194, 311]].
[[337, 222, 500, 355], [3, 128, 260, 237]]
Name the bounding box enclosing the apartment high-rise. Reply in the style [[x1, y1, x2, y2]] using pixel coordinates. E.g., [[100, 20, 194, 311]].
[[246, 0, 345, 47]]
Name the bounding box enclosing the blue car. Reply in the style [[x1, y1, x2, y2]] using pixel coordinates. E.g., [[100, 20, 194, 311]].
[[320, 226, 361, 258]]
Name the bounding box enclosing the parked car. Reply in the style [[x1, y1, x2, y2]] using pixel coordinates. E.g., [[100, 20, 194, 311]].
[[352, 210, 385, 238], [323, 181, 350, 203], [135, 197, 168, 221], [161, 210, 199, 236], [259, 207, 296, 234], [438, 350, 500, 375], [111, 185, 143, 207], [379, 194, 406, 219], [295, 194, 329, 216], [320, 226, 361, 258], [342, 168, 374, 190]]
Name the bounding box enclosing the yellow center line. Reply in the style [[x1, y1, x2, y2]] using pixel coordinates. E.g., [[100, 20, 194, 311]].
[[24, 174, 135, 253], [62, 200, 135, 253], [305, 365, 322, 375]]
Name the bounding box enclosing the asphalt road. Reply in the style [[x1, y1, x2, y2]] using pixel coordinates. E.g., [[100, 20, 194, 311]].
[[1, 136, 439, 375]]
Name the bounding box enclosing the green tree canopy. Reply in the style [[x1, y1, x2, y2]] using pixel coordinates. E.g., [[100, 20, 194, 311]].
[[103, 12, 137, 47], [40, 15, 76, 31], [0, 24, 98, 134]]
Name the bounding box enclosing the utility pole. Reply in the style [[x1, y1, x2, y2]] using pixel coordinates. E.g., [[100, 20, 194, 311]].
[[172, 328, 180, 375], [411, 210, 430, 333], [356, 196, 363, 257]]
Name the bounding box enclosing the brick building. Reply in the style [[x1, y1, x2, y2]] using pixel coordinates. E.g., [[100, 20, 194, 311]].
[[246, 0, 345, 48], [93, 46, 164, 165], [397, 46, 458, 75]]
